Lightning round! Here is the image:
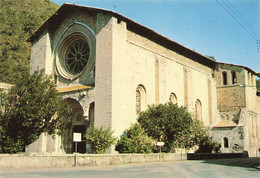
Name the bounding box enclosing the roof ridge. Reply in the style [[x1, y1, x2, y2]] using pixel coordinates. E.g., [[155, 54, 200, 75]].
[[27, 3, 257, 74]]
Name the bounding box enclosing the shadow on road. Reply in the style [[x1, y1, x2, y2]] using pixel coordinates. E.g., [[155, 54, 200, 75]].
[[201, 157, 260, 169]]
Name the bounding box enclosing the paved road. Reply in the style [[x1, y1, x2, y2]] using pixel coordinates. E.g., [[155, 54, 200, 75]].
[[0, 158, 259, 178]]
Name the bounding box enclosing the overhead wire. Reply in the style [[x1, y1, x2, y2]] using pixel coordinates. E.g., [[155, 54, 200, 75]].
[[216, 0, 260, 52], [225, 0, 260, 38], [216, 0, 258, 41], [224, 0, 260, 53], [223, 0, 260, 39]]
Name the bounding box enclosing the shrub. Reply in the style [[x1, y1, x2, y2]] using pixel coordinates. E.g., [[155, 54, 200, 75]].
[[175, 119, 221, 153], [115, 123, 154, 153], [195, 135, 221, 153], [0, 134, 24, 153], [189, 120, 221, 153], [138, 102, 193, 152], [232, 144, 243, 152], [84, 126, 117, 154], [137, 102, 221, 153]]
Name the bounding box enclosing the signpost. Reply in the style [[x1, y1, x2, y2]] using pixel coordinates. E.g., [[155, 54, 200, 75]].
[[157, 142, 164, 152], [73, 132, 82, 167], [157, 141, 164, 161]]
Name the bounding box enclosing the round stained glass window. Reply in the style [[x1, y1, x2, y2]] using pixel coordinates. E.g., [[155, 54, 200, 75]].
[[65, 40, 90, 75]]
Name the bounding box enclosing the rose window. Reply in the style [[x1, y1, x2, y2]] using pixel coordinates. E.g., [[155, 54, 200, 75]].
[[65, 40, 90, 75]]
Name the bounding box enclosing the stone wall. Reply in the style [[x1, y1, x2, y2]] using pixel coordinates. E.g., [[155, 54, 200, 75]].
[[217, 86, 245, 112], [111, 24, 218, 131], [187, 152, 248, 160], [30, 30, 52, 74], [210, 108, 260, 157], [215, 63, 244, 86], [246, 111, 259, 157], [210, 126, 244, 153], [0, 153, 187, 170], [215, 64, 257, 113], [245, 87, 258, 112]]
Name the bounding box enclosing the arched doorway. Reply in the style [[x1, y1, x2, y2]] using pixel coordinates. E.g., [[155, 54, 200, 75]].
[[63, 98, 88, 154]]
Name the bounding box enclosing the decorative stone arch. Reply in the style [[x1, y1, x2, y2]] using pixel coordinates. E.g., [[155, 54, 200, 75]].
[[136, 84, 147, 114], [63, 98, 88, 154], [169, 93, 177, 104], [195, 99, 202, 122], [222, 71, 227, 85]]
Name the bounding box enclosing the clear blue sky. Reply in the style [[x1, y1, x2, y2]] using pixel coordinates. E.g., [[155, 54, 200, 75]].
[[52, 0, 260, 72]]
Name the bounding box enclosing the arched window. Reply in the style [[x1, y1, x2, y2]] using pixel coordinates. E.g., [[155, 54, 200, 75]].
[[136, 90, 141, 114], [88, 102, 95, 128], [231, 71, 237, 84], [222, 71, 227, 85], [195, 99, 202, 122], [91, 65, 95, 79], [224, 137, 229, 148], [169, 93, 177, 104], [136, 85, 146, 114]]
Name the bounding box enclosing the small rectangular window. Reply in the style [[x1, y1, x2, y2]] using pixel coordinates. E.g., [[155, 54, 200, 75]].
[[232, 71, 237, 84], [222, 72, 227, 85]]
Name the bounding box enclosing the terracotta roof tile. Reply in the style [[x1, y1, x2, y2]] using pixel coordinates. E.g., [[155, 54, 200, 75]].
[[214, 120, 238, 128]]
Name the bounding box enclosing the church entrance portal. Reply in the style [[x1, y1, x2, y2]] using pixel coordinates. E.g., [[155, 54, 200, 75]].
[[72, 125, 86, 153], [62, 98, 94, 154]]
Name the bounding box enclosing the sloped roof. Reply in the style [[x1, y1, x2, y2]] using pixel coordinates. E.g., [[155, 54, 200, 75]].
[[217, 62, 259, 76], [213, 120, 238, 128], [27, 3, 216, 68], [27, 3, 258, 73], [57, 85, 93, 93]]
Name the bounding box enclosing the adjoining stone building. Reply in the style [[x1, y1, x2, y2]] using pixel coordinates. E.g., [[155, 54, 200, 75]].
[[211, 63, 259, 156], [26, 3, 260, 156]]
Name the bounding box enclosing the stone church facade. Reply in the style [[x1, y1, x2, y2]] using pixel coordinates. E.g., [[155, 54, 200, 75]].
[[26, 4, 259, 156]]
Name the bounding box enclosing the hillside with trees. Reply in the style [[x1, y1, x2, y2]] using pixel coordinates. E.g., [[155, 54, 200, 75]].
[[0, 0, 59, 83]]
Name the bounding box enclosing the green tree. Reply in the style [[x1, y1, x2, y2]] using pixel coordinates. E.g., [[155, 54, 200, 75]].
[[195, 135, 221, 153], [186, 119, 221, 153], [205, 55, 217, 61], [115, 123, 154, 153], [84, 126, 117, 154], [137, 102, 221, 153], [0, 0, 59, 83], [0, 70, 70, 153], [137, 102, 193, 152], [256, 78, 260, 91]]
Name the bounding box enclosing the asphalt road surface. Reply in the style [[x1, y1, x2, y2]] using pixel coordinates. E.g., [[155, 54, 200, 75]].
[[0, 158, 259, 178]]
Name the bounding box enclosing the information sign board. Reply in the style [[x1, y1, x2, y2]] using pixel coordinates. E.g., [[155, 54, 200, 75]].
[[157, 142, 165, 146], [73, 132, 82, 142]]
